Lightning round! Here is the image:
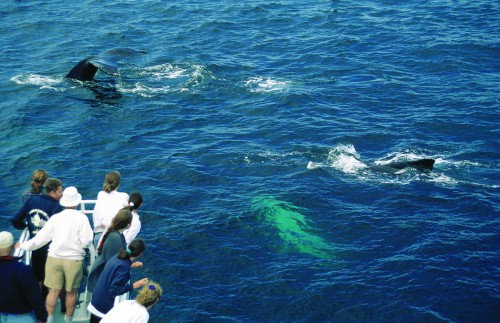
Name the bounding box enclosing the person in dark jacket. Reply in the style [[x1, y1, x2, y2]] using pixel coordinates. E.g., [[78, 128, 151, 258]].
[[87, 208, 133, 292], [88, 239, 148, 322], [11, 178, 64, 296], [0, 231, 48, 323]]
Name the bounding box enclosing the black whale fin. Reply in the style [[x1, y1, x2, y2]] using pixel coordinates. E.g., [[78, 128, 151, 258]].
[[66, 48, 147, 81]]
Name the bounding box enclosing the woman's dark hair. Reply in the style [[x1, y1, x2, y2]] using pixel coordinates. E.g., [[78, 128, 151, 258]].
[[118, 238, 146, 259], [31, 169, 48, 194], [97, 208, 133, 255], [128, 192, 143, 211], [103, 171, 121, 193]]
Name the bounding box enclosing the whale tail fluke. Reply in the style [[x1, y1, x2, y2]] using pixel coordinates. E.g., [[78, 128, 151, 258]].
[[66, 48, 147, 81]]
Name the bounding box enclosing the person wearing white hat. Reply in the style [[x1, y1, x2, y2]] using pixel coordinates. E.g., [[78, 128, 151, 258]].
[[0, 231, 48, 322], [19, 186, 93, 323]]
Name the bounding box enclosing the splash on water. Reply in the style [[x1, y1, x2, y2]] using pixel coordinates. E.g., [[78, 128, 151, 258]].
[[244, 76, 291, 93], [11, 74, 66, 92], [307, 144, 367, 173], [116, 82, 172, 97]]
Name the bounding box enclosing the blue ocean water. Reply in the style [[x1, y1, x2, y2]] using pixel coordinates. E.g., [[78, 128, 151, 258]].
[[1, 0, 499, 322]]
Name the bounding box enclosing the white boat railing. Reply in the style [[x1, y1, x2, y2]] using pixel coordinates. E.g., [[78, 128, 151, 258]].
[[13, 227, 30, 261], [79, 200, 96, 216]]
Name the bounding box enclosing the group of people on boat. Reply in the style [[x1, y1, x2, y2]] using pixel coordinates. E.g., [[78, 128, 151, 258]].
[[0, 169, 163, 323]]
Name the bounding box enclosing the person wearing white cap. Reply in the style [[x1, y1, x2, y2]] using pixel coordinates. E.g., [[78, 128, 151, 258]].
[[0, 231, 48, 322], [18, 186, 93, 323]]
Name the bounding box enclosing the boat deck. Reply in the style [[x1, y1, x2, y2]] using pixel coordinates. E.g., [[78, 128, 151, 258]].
[[53, 292, 91, 323]]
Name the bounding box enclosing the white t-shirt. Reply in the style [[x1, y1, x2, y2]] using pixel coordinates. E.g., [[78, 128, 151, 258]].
[[123, 210, 141, 244], [92, 190, 129, 233], [100, 300, 149, 323], [21, 209, 93, 260]]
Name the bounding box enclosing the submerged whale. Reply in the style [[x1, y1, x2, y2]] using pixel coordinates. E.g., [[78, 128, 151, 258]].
[[370, 158, 435, 174], [251, 196, 335, 259], [66, 48, 147, 81]]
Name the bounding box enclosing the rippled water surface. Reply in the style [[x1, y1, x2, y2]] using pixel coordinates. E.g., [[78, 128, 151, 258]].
[[1, 1, 499, 322]]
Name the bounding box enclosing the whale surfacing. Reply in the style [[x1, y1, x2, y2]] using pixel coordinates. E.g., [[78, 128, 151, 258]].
[[386, 158, 435, 170], [371, 158, 435, 173], [66, 48, 147, 81]]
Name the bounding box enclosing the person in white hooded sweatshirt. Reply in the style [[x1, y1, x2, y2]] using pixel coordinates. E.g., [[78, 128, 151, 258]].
[[19, 186, 93, 323], [92, 171, 129, 247]]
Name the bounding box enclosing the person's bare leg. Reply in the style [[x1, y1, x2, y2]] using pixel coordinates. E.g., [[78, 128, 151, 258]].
[[65, 289, 78, 317], [46, 288, 61, 316]]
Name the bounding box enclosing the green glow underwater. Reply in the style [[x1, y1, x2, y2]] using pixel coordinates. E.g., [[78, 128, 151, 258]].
[[252, 196, 334, 259]]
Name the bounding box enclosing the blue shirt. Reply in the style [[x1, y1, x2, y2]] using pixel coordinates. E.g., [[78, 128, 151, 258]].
[[12, 194, 64, 238], [91, 255, 134, 314], [88, 231, 127, 292]]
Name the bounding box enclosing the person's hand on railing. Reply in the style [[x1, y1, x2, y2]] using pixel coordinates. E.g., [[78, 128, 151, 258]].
[[132, 277, 149, 289], [131, 261, 143, 269]]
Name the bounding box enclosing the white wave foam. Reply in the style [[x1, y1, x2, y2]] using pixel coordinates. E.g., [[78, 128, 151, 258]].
[[124, 63, 210, 96], [326, 144, 367, 173], [258, 150, 300, 159], [139, 63, 209, 84], [141, 63, 188, 80], [427, 173, 458, 186], [307, 144, 367, 173], [244, 76, 290, 93], [191, 64, 206, 84], [329, 154, 367, 173], [328, 144, 361, 160], [117, 82, 172, 98], [306, 161, 317, 169], [434, 158, 481, 168], [373, 151, 427, 166], [11, 74, 65, 91], [244, 150, 303, 166]]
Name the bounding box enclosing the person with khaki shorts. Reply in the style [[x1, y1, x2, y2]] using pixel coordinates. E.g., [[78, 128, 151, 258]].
[[45, 256, 84, 291], [19, 186, 93, 323]]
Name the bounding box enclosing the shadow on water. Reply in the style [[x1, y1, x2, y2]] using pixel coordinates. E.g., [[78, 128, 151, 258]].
[[88, 80, 122, 101], [66, 78, 123, 108]]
